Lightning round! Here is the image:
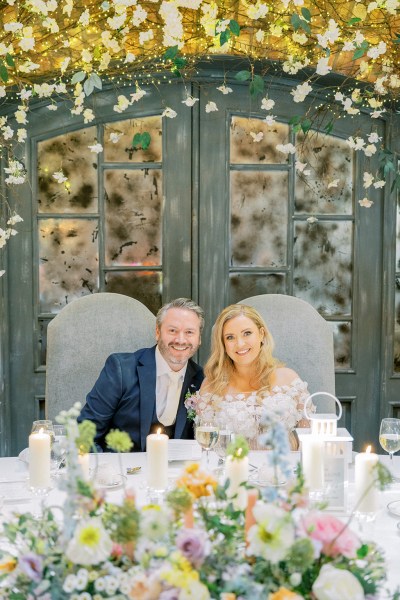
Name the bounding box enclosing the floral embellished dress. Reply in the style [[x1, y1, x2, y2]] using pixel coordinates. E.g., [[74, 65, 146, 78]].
[[194, 378, 312, 450]]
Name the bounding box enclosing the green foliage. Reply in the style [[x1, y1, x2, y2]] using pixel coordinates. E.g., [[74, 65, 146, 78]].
[[106, 429, 133, 452], [162, 45, 187, 76], [291, 13, 311, 34], [235, 70, 251, 82], [5, 53, 14, 68], [70, 70, 86, 84], [0, 64, 8, 83], [226, 434, 249, 459], [103, 495, 139, 543], [132, 131, 151, 150], [250, 74, 264, 96], [352, 40, 369, 60], [347, 17, 362, 25], [166, 486, 193, 515], [301, 7, 311, 22], [75, 419, 96, 453]]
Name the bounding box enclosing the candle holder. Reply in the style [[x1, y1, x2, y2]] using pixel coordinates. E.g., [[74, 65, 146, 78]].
[[299, 393, 354, 511]]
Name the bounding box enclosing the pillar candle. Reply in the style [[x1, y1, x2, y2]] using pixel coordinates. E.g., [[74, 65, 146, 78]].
[[147, 429, 168, 490], [354, 446, 379, 513], [225, 454, 249, 510], [301, 436, 324, 491], [183, 506, 194, 529], [29, 429, 51, 488], [78, 453, 90, 481]]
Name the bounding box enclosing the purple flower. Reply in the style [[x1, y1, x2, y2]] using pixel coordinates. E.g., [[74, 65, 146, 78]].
[[19, 553, 43, 582], [176, 528, 210, 568]]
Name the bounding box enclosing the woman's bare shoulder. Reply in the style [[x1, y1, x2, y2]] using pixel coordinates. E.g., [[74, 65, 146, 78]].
[[272, 367, 301, 387], [199, 378, 212, 394]]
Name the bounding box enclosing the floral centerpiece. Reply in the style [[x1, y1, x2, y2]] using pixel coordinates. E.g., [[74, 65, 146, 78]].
[[0, 404, 396, 600]]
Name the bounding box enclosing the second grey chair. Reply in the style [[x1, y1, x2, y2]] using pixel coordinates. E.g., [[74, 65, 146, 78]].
[[239, 294, 335, 413], [46, 292, 156, 420]]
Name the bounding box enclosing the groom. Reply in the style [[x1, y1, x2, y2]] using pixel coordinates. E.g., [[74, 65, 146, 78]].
[[78, 298, 204, 451]]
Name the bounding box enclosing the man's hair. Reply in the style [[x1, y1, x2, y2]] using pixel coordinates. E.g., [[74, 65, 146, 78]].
[[156, 298, 205, 333]]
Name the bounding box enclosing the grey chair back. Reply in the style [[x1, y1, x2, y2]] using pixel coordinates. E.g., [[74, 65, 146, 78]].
[[46, 293, 156, 420], [239, 294, 335, 413]]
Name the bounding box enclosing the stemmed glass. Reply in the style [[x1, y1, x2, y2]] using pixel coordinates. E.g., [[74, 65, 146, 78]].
[[52, 424, 67, 475], [379, 418, 400, 463], [214, 421, 235, 469], [195, 418, 219, 469]]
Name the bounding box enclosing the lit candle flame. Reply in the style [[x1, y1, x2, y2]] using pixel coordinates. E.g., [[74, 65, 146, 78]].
[[237, 447, 242, 457], [157, 428, 161, 435], [39, 428, 44, 435], [366, 445, 371, 454]]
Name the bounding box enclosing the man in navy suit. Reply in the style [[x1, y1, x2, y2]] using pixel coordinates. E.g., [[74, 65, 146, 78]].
[[78, 298, 204, 451]]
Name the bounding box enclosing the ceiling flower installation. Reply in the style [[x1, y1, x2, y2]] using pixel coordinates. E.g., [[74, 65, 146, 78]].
[[0, 0, 399, 269]]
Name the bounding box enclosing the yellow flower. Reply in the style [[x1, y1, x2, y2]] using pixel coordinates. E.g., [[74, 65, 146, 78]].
[[0, 556, 17, 574]]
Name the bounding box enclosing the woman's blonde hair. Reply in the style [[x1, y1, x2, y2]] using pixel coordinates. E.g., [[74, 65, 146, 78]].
[[204, 304, 281, 395]]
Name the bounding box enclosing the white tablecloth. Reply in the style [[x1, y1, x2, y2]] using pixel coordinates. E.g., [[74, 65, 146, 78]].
[[0, 450, 399, 598]]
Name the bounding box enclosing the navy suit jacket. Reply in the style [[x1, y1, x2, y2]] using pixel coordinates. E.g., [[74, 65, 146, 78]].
[[78, 346, 204, 451]]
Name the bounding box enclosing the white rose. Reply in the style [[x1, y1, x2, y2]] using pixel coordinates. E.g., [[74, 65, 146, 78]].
[[312, 564, 364, 600]]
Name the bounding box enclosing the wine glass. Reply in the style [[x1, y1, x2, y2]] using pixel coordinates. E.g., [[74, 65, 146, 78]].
[[195, 419, 219, 469], [379, 418, 400, 462], [214, 422, 235, 464]]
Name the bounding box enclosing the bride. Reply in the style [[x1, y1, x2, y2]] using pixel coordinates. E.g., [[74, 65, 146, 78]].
[[197, 304, 313, 450]]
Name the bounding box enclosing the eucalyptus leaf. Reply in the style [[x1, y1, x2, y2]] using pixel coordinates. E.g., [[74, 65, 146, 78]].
[[347, 17, 362, 25], [132, 132, 142, 148], [5, 53, 14, 68], [71, 70, 86, 84], [289, 115, 302, 125], [298, 18, 311, 34], [89, 73, 102, 90], [163, 45, 179, 61], [250, 75, 264, 96], [0, 64, 8, 83], [83, 77, 95, 96], [141, 131, 151, 150], [229, 19, 240, 36], [301, 118, 312, 133], [174, 57, 187, 69], [291, 13, 301, 31], [301, 7, 311, 21], [220, 30, 230, 46], [235, 70, 251, 81]]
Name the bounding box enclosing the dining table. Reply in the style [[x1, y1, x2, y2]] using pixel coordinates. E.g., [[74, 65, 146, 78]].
[[0, 443, 399, 599]]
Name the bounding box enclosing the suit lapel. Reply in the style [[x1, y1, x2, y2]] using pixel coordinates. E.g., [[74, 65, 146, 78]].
[[138, 348, 157, 451]]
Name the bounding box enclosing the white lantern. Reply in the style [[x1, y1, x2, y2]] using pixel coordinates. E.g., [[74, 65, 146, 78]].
[[304, 392, 342, 437]]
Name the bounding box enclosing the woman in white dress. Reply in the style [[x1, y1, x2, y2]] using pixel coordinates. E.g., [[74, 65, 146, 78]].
[[198, 304, 312, 450]]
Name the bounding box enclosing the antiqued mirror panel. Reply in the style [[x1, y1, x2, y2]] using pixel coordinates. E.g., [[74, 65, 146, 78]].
[[331, 321, 352, 369], [230, 117, 289, 164], [295, 132, 353, 215], [38, 218, 99, 313], [229, 273, 286, 304], [104, 169, 162, 267], [105, 271, 162, 315], [293, 221, 353, 317], [103, 116, 162, 163], [38, 127, 98, 214], [230, 170, 288, 267]]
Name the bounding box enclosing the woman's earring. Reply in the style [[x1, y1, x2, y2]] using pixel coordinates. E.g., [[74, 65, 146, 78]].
[[260, 339, 265, 346]]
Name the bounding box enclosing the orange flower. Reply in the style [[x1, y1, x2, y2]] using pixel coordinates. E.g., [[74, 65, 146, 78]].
[[175, 463, 217, 499]]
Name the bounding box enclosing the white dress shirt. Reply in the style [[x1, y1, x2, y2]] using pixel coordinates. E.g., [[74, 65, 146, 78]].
[[155, 346, 187, 426]]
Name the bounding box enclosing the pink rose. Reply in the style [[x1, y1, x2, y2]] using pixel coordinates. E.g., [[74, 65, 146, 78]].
[[300, 512, 360, 558]]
